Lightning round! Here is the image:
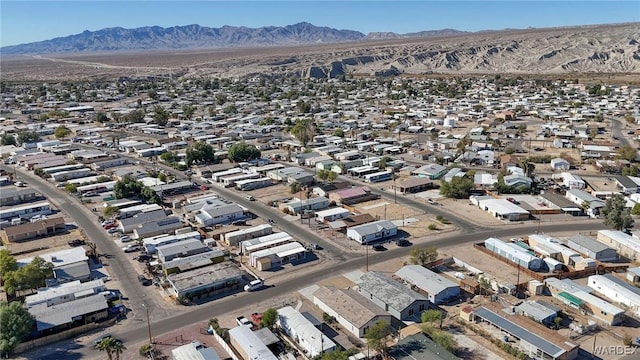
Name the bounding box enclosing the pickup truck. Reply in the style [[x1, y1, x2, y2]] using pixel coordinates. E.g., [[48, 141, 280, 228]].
[[236, 316, 254, 328]]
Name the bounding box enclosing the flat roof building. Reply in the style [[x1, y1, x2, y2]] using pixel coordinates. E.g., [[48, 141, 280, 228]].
[[358, 271, 430, 321], [395, 265, 460, 305]]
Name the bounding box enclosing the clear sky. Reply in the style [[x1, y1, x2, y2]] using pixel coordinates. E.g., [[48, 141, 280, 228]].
[[1, 1, 638, 47]]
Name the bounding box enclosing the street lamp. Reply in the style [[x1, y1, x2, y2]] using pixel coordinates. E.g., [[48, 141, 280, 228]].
[[142, 303, 153, 346]]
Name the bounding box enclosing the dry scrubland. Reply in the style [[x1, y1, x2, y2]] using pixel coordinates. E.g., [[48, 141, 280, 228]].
[[1, 23, 639, 82]]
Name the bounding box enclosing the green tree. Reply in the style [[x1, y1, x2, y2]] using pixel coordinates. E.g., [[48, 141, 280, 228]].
[[16, 130, 40, 146], [624, 112, 636, 124], [96, 337, 117, 360], [141, 186, 160, 204], [409, 247, 438, 266], [185, 141, 216, 166], [227, 142, 261, 163], [33, 168, 46, 178], [365, 320, 392, 358], [110, 340, 126, 360], [601, 194, 634, 231], [0, 134, 16, 146], [152, 105, 169, 126], [616, 145, 637, 161], [54, 125, 71, 139], [0, 250, 18, 278], [504, 146, 516, 155], [0, 302, 35, 356], [326, 170, 337, 183], [291, 118, 316, 146], [632, 203, 640, 216], [124, 109, 145, 123], [64, 183, 77, 193], [158, 173, 167, 182], [160, 151, 178, 164], [379, 156, 391, 170], [260, 308, 277, 329], [622, 165, 640, 176], [290, 182, 303, 194], [553, 316, 563, 330], [182, 105, 195, 120], [95, 112, 109, 123], [113, 175, 144, 199], [519, 158, 535, 178], [103, 205, 119, 219], [439, 177, 474, 199], [3, 257, 53, 296], [421, 309, 442, 325], [332, 128, 344, 138]]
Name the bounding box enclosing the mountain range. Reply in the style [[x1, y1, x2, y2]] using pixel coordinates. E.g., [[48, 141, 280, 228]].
[[0, 22, 468, 55]]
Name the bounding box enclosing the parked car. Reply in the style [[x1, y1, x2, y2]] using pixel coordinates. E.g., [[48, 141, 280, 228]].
[[107, 227, 120, 234], [68, 239, 86, 247], [372, 244, 386, 251], [135, 254, 153, 262], [119, 235, 132, 243], [244, 279, 264, 292], [246, 195, 255, 201], [308, 243, 322, 250], [137, 275, 152, 286], [123, 244, 141, 253], [396, 238, 411, 247], [83, 191, 99, 197], [231, 220, 247, 226]]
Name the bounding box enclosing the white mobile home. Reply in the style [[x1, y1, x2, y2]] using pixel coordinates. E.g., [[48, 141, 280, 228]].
[[276, 306, 336, 357]]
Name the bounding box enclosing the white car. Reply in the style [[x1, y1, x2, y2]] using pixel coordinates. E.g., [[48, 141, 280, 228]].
[[107, 227, 120, 234], [119, 235, 132, 243], [101, 219, 115, 226], [122, 244, 141, 253]]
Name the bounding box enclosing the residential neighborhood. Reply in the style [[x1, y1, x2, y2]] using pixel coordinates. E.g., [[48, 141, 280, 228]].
[[1, 73, 639, 360]]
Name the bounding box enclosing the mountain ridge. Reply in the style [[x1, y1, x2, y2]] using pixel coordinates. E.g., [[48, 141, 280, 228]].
[[0, 22, 469, 55]]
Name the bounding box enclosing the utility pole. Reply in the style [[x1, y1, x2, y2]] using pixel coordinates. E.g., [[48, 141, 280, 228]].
[[365, 242, 369, 272], [143, 303, 153, 347], [393, 176, 397, 204]]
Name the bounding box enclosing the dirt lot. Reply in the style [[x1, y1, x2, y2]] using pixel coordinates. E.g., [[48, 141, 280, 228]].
[[2, 227, 86, 258]]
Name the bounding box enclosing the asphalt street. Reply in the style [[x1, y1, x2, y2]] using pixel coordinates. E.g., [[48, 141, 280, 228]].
[[0, 165, 174, 324]]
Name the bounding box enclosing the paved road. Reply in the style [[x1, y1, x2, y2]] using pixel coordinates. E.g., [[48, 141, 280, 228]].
[[0, 165, 175, 323], [109, 221, 608, 348]]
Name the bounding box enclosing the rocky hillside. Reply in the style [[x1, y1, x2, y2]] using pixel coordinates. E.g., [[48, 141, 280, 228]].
[[205, 23, 640, 78]]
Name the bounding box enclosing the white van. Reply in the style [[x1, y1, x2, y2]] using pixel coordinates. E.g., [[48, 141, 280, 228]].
[[244, 279, 264, 292]]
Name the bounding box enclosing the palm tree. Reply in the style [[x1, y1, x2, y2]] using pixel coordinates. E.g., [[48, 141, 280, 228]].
[[111, 341, 126, 360], [96, 337, 115, 360]]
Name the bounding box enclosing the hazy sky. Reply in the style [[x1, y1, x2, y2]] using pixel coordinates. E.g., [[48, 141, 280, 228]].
[[1, 1, 638, 47]]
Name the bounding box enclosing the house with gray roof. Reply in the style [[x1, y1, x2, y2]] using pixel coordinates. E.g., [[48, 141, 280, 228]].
[[410, 163, 448, 179], [133, 216, 183, 239], [395, 265, 460, 305], [118, 209, 167, 233], [312, 286, 392, 338], [28, 293, 108, 333], [567, 234, 617, 261], [346, 220, 397, 244], [358, 272, 430, 321], [514, 300, 560, 326], [193, 203, 245, 226], [156, 238, 208, 263], [166, 262, 243, 299]]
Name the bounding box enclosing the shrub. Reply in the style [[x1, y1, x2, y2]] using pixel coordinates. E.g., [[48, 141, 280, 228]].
[[428, 224, 439, 231]]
